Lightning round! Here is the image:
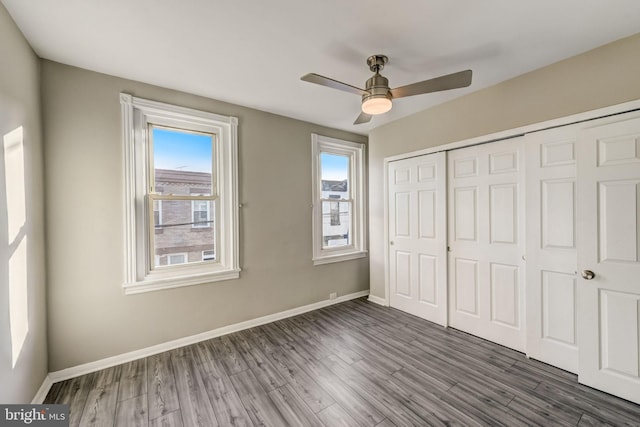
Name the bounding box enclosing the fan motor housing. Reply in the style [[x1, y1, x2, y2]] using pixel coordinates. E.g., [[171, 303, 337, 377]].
[[363, 74, 392, 103]]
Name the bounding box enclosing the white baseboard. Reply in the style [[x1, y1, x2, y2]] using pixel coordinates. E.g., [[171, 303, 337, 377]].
[[48, 289, 369, 383], [32, 374, 52, 404], [367, 294, 388, 306]]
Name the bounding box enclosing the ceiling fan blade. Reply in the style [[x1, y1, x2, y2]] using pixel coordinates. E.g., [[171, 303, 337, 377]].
[[301, 73, 367, 96], [390, 69, 472, 99], [354, 112, 372, 125]]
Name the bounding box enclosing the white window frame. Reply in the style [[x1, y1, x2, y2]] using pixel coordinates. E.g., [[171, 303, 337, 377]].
[[191, 198, 212, 229], [311, 134, 367, 265], [121, 94, 240, 294]]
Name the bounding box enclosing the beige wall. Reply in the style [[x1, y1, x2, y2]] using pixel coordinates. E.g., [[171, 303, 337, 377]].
[[369, 33, 640, 300], [0, 3, 48, 402], [41, 61, 368, 371]]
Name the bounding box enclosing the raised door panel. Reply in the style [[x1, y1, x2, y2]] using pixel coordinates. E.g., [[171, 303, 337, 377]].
[[599, 290, 640, 378], [394, 168, 411, 185], [418, 190, 436, 239], [394, 251, 412, 298], [542, 179, 576, 249], [597, 135, 640, 166], [454, 157, 477, 178], [490, 151, 518, 174], [598, 181, 639, 263], [394, 192, 411, 238], [454, 187, 477, 241], [490, 184, 517, 244], [454, 258, 479, 316], [418, 254, 437, 305], [541, 140, 575, 167], [490, 263, 519, 328], [542, 270, 577, 346], [418, 162, 436, 182]]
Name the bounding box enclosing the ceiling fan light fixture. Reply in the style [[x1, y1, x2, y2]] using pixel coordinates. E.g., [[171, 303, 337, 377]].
[[300, 54, 472, 125], [362, 95, 392, 115]]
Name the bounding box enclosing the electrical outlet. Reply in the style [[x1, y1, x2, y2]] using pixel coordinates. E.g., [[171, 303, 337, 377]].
[[329, 292, 337, 300]]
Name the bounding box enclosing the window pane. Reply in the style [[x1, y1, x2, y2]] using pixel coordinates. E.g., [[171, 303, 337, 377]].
[[153, 200, 162, 226], [320, 153, 349, 199], [152, 127, 213, 195], [192, 200, 212, 228], [167, 254, 186, 265], [322, 201, 351, 248], [153, 199, 216, 267]]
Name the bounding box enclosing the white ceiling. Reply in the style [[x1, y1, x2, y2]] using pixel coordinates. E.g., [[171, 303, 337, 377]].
[[3, 0, 640, 135]]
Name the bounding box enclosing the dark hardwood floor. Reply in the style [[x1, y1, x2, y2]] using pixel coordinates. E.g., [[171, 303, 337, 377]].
[[44, 298, 640, 426]]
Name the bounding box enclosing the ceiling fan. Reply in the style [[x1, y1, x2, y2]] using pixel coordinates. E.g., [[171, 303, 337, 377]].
[[301, 55, 472, 125]]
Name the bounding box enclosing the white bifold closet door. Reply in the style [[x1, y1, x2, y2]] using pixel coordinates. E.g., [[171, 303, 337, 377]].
[[388, 152, 448, 326], [577, 115, 640, 405], [447, 138, 526, 351], [525, 127, 579, 374]]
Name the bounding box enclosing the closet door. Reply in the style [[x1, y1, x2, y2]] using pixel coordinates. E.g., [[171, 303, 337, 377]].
[[525, 127, 579, 373], [388, 152, 447, 326], [577, 115, 640, 405], [448, 138, 526, 351]]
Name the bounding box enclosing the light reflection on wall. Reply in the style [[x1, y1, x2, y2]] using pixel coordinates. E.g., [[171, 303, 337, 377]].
[[4, 126, 29, 368]]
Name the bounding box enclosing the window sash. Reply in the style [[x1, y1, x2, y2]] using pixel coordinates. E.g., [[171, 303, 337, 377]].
[[147, 194, 217, 270], [147, 124, 217, 197], [322, 200, 352, 248]]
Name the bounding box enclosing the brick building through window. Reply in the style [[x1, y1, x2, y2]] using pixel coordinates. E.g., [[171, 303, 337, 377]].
[[153, 168, 215, 266]]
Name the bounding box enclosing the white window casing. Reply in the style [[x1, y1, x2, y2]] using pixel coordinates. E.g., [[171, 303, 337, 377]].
[[121, 94, 240, 294], [311, 134, 367, 265]]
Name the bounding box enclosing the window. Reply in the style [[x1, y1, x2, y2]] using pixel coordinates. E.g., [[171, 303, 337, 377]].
[[153, 200, 162, 229], [149, 127, 216, 269], [167, 253, 187, 265], [328, 194, 341, 226], [121, 94, 239, 294], [311, 134, 366, 264], [192, 198, 212, 229]]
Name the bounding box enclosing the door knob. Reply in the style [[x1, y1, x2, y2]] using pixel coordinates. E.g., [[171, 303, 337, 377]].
[[581, 270, 595, 280]]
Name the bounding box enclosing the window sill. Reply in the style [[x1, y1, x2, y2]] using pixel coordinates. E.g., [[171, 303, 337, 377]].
[[123, 268, 240, 295], [313, 250, 367, 266]]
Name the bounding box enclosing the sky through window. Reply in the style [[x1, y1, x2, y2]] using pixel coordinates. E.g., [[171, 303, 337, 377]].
[[153, 127, 213, 173]]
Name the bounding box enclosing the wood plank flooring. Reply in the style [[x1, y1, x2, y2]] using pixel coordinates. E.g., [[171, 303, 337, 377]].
[[44, 298, 640, 426]]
